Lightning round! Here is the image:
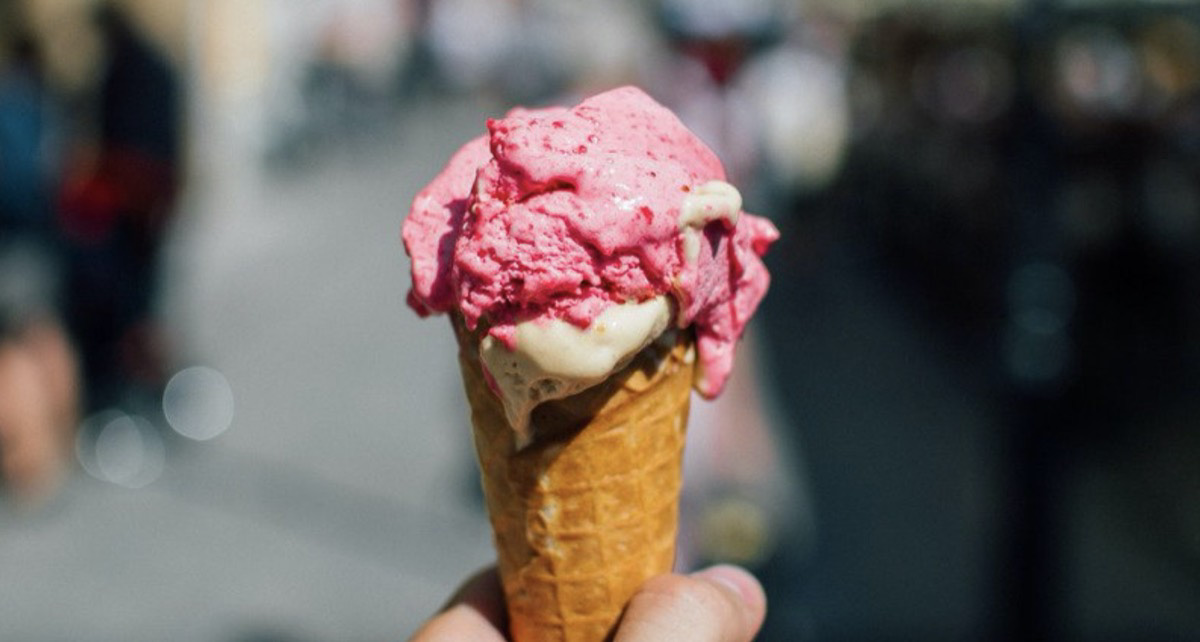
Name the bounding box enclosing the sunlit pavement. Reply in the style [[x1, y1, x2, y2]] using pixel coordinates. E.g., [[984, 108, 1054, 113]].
[[0, 96, 501, 641]]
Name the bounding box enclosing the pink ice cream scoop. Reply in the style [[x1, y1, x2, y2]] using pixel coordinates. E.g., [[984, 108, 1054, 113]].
[[403, 86, 777, 400]]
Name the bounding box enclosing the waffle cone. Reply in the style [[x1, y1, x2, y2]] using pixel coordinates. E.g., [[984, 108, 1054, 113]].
[[455, 322, 694, 642]]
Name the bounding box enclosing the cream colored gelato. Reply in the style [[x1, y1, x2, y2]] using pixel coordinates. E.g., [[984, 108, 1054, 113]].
[[479, 296, 672, 445], [679, 180, 742, 264]]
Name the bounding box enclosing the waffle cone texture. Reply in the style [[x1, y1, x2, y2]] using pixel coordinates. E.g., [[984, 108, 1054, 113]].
[[455, 322, 695, 642]]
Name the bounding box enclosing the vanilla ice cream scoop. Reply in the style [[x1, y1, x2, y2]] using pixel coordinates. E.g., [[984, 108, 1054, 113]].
[[479, 297, 672, 445]]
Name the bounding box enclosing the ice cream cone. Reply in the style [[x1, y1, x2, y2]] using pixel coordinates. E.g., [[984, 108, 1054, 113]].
[[405, 87, 776, 640], [455, 321, 695, 642]]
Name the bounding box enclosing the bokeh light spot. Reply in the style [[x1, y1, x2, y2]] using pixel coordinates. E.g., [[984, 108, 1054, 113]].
[[76, 411, 165, 489], [162, 366, 235, 441]]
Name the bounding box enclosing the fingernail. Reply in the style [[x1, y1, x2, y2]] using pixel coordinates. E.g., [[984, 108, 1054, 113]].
[[692, 564, 762, 606]]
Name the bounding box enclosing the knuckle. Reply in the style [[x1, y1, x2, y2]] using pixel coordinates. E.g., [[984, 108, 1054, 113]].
[[640, 574, 738, 621], [619, 573, 758, 642]]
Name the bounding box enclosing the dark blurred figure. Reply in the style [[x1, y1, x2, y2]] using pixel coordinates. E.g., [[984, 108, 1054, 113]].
[[0, 35, 53, 241], [57, 3, 181, 412], [0, 20, 79, 503]]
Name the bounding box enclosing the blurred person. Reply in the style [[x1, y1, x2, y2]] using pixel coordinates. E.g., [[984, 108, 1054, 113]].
[[644, 0, 816, 578], [411, 564, 766, 642], [649, 0, 794, 181], [0, 10, 78, 504], [56, 2, 181, 412]]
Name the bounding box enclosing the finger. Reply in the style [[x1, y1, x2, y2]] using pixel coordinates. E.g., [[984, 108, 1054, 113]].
[[614, 565, 767, 642], [410, 566, 508, 642]]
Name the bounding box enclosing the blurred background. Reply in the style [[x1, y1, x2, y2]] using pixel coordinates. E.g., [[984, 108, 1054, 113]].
[[1, 0, 1199, 639]]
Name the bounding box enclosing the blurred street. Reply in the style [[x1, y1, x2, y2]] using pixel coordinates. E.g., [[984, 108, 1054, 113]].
[[4, 1, 1200, 640], [0, 96, 500, 641]]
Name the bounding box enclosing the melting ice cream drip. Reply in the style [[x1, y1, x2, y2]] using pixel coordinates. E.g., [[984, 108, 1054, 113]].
[[679, 181, 742, 264], [479, 296, 672, 447]]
